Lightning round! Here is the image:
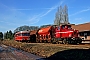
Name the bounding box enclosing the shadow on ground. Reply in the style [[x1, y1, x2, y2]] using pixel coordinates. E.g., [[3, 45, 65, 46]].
[[37, 49, 90, 60]]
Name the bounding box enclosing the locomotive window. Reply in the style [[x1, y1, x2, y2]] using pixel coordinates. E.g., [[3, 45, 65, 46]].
[[18, 34, 22, 36], [22, 33, 30, 36], [57, 27, 60, 30], [61, 25, 71, 29], [62, 25, 65, 29], [68, 25, 71, 29]]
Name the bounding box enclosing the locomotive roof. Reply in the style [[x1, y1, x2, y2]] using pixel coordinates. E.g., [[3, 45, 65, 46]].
[[72, 22, 90, 32], [38, 26, 52, 34]]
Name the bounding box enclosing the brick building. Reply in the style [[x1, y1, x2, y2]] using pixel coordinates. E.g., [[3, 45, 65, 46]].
[[72, 22, 90, 40]]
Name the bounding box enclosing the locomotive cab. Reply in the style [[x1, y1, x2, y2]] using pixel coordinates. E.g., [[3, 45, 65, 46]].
[[61, 25, 72, 29]]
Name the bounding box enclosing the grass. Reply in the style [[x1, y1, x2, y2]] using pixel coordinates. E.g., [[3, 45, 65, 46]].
[[1, 40, 90, 58]]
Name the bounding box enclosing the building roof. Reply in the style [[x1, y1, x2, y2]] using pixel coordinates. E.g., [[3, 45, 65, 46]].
[[38, 26, 52, 34], [72, 22, 90, 32]]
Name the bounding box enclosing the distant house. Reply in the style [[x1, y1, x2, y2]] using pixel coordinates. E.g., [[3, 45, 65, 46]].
[[72, 22, 90, 40]]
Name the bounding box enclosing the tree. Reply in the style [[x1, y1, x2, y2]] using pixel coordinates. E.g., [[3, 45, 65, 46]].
[[29, 26, 39, 30], [40, 24, 52, 28], [14, 25, 30, 33], [54, 5, 69, 25], [63, 5, 69, 24], [4, 32, 7, 39], [4, 30, 14, 40], [14, 25, 39, 33], [0, 32, 3, 40], [8, 30, 13, 40], [5, 31, 9, 39]]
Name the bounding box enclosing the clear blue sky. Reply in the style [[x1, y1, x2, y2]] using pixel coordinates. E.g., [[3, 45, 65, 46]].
[[0, 0, 90, 33]]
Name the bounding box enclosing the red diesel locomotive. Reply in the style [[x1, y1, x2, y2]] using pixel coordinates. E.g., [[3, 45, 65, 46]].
[[53, 25, 82, 44]]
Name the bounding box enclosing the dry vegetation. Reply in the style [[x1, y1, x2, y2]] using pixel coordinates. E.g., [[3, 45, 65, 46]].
[[1, 40, 90, 58]]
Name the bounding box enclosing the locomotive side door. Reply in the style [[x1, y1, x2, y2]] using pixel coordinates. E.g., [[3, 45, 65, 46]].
[[55, 26, 61, 38]]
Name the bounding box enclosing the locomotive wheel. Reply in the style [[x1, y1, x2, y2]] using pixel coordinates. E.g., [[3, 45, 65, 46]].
[[63, 39, 67, 44], [39, 40, 42, 43], [28, 40, 30, 43], [43, 40, 46, 43], [48, 40, 51, 43], [51, 38, 55, 44], [56, 41, 59, 44], [36, 40, 38, 43]]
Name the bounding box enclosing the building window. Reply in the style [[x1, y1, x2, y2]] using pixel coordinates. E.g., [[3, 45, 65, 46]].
[[79, 32, 84, 36], [84, 33, 87, 39], [87, 31, 90, 36]]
